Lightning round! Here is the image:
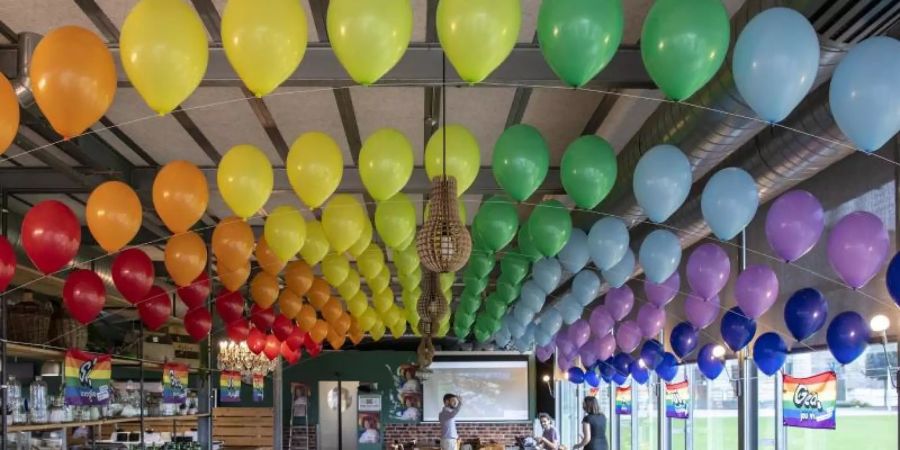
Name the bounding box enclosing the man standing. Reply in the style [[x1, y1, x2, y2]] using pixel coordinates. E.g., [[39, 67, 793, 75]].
[[439, 393, 462, 450]]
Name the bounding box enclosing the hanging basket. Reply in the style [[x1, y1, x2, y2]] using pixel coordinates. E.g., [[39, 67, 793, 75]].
[[8, 292, 52, 344], [417, 270, 448, 323], [417, 176, 471, 273]]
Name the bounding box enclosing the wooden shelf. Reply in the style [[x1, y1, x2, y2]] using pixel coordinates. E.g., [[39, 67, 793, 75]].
[[4, 342, 201, 372], [7, 414, 210, 433]]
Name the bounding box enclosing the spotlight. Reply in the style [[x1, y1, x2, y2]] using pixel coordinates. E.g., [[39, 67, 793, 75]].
[[542, 374, 550, 383], [870, 314, 890, 334], [712, 345, 726, 359]]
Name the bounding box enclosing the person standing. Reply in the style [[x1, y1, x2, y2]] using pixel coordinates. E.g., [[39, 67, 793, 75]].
[[570, 397, 607, 450], [439, 393, 462, 450], [534, 413, 560, 449]]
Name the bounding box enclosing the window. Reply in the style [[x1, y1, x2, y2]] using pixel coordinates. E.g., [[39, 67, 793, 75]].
[[692, 360, 739, 450], [757, 366, 779, 450], [636, 376, 658, 450], [669, 364, 688, 450], [619, 384, 632, 450]]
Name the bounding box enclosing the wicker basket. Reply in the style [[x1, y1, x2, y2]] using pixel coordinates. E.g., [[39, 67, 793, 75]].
[[8, 292, 51, 344], [49, 306, 88, 349]]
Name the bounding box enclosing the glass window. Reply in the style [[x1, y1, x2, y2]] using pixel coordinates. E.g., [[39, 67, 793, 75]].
[[637, 376, 658, 450], [619, 384, 632, 450], [557, 380, 581, 447], [595, 384, 612, 445], [669, 365, 688, 450], [692, 360, 739, 450], [757, 365, 778, 450]]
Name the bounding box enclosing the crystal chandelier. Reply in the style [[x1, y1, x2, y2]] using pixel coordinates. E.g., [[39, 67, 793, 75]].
[[217, 340, 277, 382]]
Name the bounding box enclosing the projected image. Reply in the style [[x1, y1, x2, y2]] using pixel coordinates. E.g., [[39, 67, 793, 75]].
[[423, 360, 529, 421]]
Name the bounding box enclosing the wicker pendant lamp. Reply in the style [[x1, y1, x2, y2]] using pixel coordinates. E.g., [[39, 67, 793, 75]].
[[416, 271, 448, 368]]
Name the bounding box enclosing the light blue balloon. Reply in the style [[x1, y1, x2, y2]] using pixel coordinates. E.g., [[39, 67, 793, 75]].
[[633, 145, 692, 223], [507, 314, 526, 339], [572, 270, 601, 305], [556, 295, 584, 325], [588, 217, 630, 270], [538, 308, 564, 335], [557, 228, 590, 273], [534, 327, 554, 347], [514, 304, 536, 325], [733, 7, 819, 123], [514, 324, 536, 350], [602, 249, 635, 288], [830, 37, 900, 152], [638, 229, 682, 283], [494, 325, 512, 347], [518, 280, 547, 313], [533, 258, 562, 292], [701, 168, 759, 240]]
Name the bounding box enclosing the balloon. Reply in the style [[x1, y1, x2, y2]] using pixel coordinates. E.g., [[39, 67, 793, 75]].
[[287, 132, 343, 209], [888, 252, 900, 307], [424, 125, 480, 194], [827, 211, 890, 288], [215, 290, 245, 324], [264, 334, 282, 361], [701, 168, 759, 240], [640, 340, 665, 370], [30, 26, 115, 138], [86, 181, 141, 252], [630, 361, 650, 385], [338, 270, 361, 299], [697, 344, 725, 380], [784, 288, 828, 342], [322, 253, 350, 287], [300, 220, 330, 265], [307, 278, 332, 310], [588, 217, 629, 270], [250, 272, 279, 309], [572, 271, 601, 306], [535, 344, 554, 363], [282, 341, 301, 364], [637, 304, 665, 339], [437, 0, 520, 83], [164, 232, 207, 287], [604, 286, 634, 321], [533, 258, 562, 293], [735, 265, 779, 319], [256, 237, 287, 276], [153, 161, 209, 233], [561, 136, 618, 208], [528, 200, 572, 258], [567, 367, 585, 384], [368, 268, 391, 294], [670, 321, 699, 359], [222, 0, 307, 96], [616, 320, 642, 353], [264, 206, 307, 263], [556, 296, 583, 325], [517, 222, 544, 262], [63, 270, 106, 325], [612, 353, 633, 377], [250, 304, 276, 331], [246, 327, 266, 354], [327, 0, 411, 84], [589, 306, 614, 337], [518, 280, 546, 313], [218, 260, 250, 292], [765, 190, 824, 262], [558, 229, 589, 274], [286, 326, 306, 351], [177, 272, 210, 310], [492, 125, 549, 201], [327, 323, 347, 350], [139, 286, 171, 331], [212, 217, 255, 271], [227, 318, 250, 342], [466, 250, 495, 280], [296, 304, 318, 332], [372, 289, 394, 314], [359, 128, 414, 200], [217, 145, 274, 218], [644, 272, 680, 307], [656, 353, 679, 382], [595, 333, 617, 362], [22, 200, 81, 274], [473, 196, 519, 252], [375, 193, 416, 249], [753, 332, 788, 376], [184, 307, 212, 342], [111, 248, 154, 304], [348, 219, 374, 258], [830, 37, 900, 152], [305, 334, 324, 356], [633, 145, 692, 223], [579, 344, 598, 370], [322, 297, 345, 323], [323, 195, 367, 253], [598, 357, 616, 382], [569, 319, 592, 349], [686, 243, 731, 300], [827, 311, 870, 365], [278, 289, 303, 319], [500, 252, 531, 285], [601, 249, 635, 289], [721, 307, 757, 352], [684, 293, 720, 330], [0, 237, 12, 294], [538, 309, 564, 336], [0, 75, 18, 154], [638, 229, 682, 284]]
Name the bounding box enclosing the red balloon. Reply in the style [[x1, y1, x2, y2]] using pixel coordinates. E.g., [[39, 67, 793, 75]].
[[177, 272, 210, 309], [139, 286, 171, 331], [63, 269, 105, 324], [111, 248, 154, 304], [22, 200, 80, 274], [183, 307, 211, 342], [285, 325, 306, 351], [215, 289, 245, 324], [247, 326, 266, 354], [272, 314, 294, 341], [0, 236, 16, 292], [263, 334, 281, 361], [303, 334, 322, 357], [226, 318, 250, 342], [281, 340, 301, 364], [250, 303, 275, 331]]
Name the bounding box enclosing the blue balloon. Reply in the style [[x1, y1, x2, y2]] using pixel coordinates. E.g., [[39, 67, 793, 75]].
[[571, 270, 601, 306], [588, 217, 630, 270], [538, 308, 564, 336], [640, 339, 665, 370], [612, 372, 628, 385], [534, 327, 554, 347], [784, 288, 828, 342], [633, 145, 692, 223], [701, 168, 759, 240], [602, 249, 635, 288], [670, 321, 699, 358], [584, 368, 600, 387], [533, 258, 562, 293], [638, 229, 682, 283], [886, 252, 900, 307], [733, 7, 819, 123], [613, 353, 633, 377], [827, 311, 871, 365], [519, 280, 547, 313], [555, 295, 584, 325], [599, 357, 616, 382], [558, 229, 590, 273], [506, 315, 526, 339], [630, 361, 650, 385], [656, 352, 679, 382], [514, 305, 536, 326], [721, 307, 757, 352], [753, 332, 788, 376], [830, 37, 900, 152], [697, 344, 725, 380], [494, 325, 512, 348], [567, 367, 585, 384]]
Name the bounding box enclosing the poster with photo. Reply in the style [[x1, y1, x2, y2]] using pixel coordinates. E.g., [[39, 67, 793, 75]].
[[291, 383, 310, 418], [358, 393, 383, 449], [387, 363, 421, 421]]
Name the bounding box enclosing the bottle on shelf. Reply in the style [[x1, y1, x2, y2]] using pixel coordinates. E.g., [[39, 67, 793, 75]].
[[29, 376, 49, 424], [6, 376, 26, 424]]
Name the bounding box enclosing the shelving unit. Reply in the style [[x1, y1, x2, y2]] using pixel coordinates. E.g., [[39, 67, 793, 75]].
[[7, 414, 213, 433]]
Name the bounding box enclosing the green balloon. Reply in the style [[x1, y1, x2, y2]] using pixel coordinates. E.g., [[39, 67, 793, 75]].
[[454, 323, 471, 339], [458, 295, 482, 315], [473, 195, 520, 251], [495, 277, 521, 305], [561, 135, 618, 209], [475, 313, 502, 335], [492, 125, 549, 201], [466, 250, 496, 279], [484, 294, 507, 320], [500, 250, 531, 284], [463, 272, 489, 294], [455, 310, 476, 329], [537, 0, 624, 87], [471, 226, 493, 253], [641, 0, 730, 101], [517, 222, 544, 262], [473, 326, 492, 343], [528, 200, 572, 257]]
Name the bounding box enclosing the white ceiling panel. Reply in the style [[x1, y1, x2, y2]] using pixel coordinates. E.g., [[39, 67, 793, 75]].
[[90, 125, 153, 166], [352, 87, 424, 165], [17, 194, 87, 223], [520, 0, 539, 42], [412, 0, 428, 42], [265, 87, 352, 164], [0, 0, 102, 38], [622, 0, 655, 45], [522, 88, 604, 166], [17, 127, 81, 166], [596, 89, 665, 153], [461, 194, 482, 226], [444, 87, 514, 165], [4, 143, 48, 167]]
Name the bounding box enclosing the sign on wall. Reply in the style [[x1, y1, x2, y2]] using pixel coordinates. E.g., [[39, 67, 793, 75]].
[[782, 371, 837, 430], [358, 393, 383, 449], [162, 362, 189, 404], [291, 383, 310, 418], [219, 370, 241, 403], [615, 387, 632, 415], [387, 363, 421, 421], [64, 349, 111, 406], [665, 381, 690, 419]]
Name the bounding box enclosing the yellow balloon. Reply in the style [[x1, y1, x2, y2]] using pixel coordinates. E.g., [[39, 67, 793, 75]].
[[347, 291, 368, 317], [358, 307, 377, 332], [425, 197, 467, 224], [437, 0, 521, 84], [368, 267, 391, 293], [398, 269, 420, 290], [402, 288, 420, 310], [372, 288, 394, 314], [439, 272, 456, 292], [300, 219, 330, 265], [374, 193, 416, 249], [436, 318, 451, 337], [381, 306, 402, 328], [263, 205, 307, 262], [120, 0, 208, 114], [286, 132, 343, 209], [369, 317, 385, 341], [425, 125, 481, 195], [389, 319, 407, 339], [337, 269, 361, 299], [322, 194, 366, 254], [347, 218, 373, 258], [222, 0, 308, 97], [359, 128, 414, 201], [442, 288, 452, 304], [357, 244, 385, 279], [395, 231, 415, 252], [322, 253, 350, 286], [217, 144, 273, 219], [394, 245, 419, 275], [327, 0, 412, 85]]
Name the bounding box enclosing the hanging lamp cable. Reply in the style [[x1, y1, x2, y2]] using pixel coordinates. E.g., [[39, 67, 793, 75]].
[[442, 53, 447, 178]]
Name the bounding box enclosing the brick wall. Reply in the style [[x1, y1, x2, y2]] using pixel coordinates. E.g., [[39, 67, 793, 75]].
[[284, 422, 531, 449]]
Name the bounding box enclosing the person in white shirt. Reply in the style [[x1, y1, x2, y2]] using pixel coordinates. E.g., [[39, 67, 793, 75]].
[[438, 393, 462, 450]]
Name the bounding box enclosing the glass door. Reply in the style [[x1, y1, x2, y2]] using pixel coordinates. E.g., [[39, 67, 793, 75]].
[[318, 381, 359, 450]]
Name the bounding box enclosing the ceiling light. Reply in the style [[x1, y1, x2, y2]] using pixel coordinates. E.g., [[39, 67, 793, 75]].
[[870, 314, 890, 333]]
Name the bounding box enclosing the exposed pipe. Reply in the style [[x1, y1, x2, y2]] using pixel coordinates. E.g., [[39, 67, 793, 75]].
[[12, 32, 39, 108]]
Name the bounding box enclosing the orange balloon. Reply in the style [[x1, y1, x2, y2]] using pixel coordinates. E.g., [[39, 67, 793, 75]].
[[218, 260, 251, 292], [153, 160, 209, 233], [333, 312, 352, 335], [348, 317, 364, 345], [322, 296, 344, 323], [278, 289, 303, 319], [309, 319, 329, 343], [250, 271, 279, 309], [0, 75, 19, 155], [296, 304, 317, 332], [255, 237, 286, 276], [212, 217, 254, 270], [285, 260, 313, 295], [30, 26, 115, 139], [86, 181, 142, 252], [326, 324, 346, 350], [306, 278, 331, 310], [165, 232, 207, 287]]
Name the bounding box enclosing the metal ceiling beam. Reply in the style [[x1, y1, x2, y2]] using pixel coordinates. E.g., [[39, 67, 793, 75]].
[[171, 106, 222, 164], [241, 87, 290, 162], [190, 0, 222, 42], [0, 20, 17, 43], [582, 91, 620, 135], [98, 116, 158, 166], [74, 0, 120, 42]]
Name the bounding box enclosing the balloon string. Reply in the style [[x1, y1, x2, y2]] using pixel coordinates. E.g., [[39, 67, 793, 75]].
[[442, 53, 447, 177]]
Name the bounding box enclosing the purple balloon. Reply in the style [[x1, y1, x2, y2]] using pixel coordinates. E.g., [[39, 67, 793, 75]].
[[616, 320, 642, 353], [535, 344, 554, 363], [765, 190, 824, 262], [556, 332, 576, 357], [589, 305, 615, 336], [686, 243, 731, 300], [684, 293, 721, 329], [568, 319, 592, 349], [558, 354, 574, 371], [594, 333, 617, 362], [644, 272, 681, 307], [827, 211, 890, 289], [735, 265, 779, 319], [605, 286, 635, 321], [578, 343, 598, 367], [637, 304, 666, 338]]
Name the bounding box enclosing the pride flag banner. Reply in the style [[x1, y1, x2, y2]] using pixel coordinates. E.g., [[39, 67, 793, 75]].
[[782, 371, 837, 430], [615, 387, 632, 415], [665, 381, 690, 419], [220, 370, 241, 403], [64, 349, 111, 406], [252, 372, 265, 402], [162, 362, 189, 404]]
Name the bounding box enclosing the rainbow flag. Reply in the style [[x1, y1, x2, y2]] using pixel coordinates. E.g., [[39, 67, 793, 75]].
[[220, 370, 241, 403], [64, 349, 111, 406], [665, 381, 690, 419], [162, 362, 189, 404], [252, 372, 265, 402], [615, 387, 631, 415], [782, 371, 837, 430]]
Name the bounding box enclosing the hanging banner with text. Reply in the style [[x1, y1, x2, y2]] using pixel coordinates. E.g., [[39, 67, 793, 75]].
[[162, 362, 189, 404], [64, 349, 111, 406], [782, 371, 837, 430], [615, 387, 632, 415], [252, 372, 265, 402], [219, 370, 241, 403], [665, 381, 690, 419]]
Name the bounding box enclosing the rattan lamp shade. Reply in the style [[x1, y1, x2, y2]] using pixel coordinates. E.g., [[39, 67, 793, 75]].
[[416, 176, 472, 273], [417, 270, 448, 323]]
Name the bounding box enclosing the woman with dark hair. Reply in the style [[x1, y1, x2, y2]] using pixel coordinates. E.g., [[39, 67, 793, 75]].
[[570, 397, 607, 450]]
